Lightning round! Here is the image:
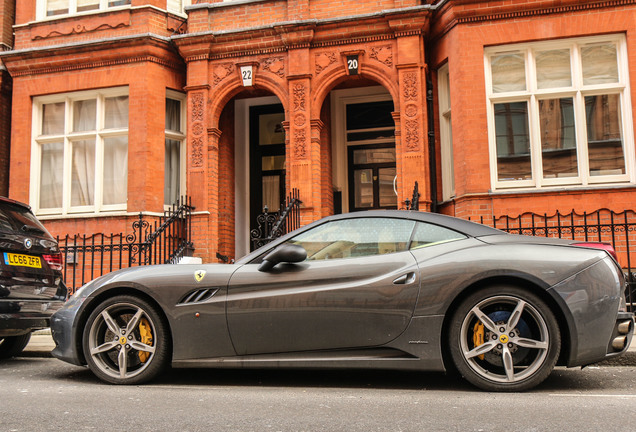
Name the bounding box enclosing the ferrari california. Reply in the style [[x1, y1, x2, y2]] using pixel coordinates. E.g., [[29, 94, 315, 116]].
[[50, 210, 634, 391]]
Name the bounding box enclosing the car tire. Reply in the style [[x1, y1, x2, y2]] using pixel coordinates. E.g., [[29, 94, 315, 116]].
[[82, 295, 170, 385], [0, 333, 32, 359], [448, 285, 560, 392]]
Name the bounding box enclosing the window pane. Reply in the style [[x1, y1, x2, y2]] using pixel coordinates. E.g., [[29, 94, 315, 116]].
[[104, 96, 129, 129], [290, 218, 415, 260], [166, 98, 181, 133], [378, 168, 396, 207], [346, 101, 394, 130], [77, 0, 100, 12], [585, 94, 626, 176], [536, 49, 572, 89], [494, 102, 531, 181], [581, 44, 619, 85], [103, 136, 128, 205], [108, 0, 131, 6], [40, 142, 64, 209], [353, 148, 396, 164], [72, 99, 96, 132], [42, 103, 65, 135], [165, 139, 181, 205], [410, 222, 466, 249], [262, 155, 285, 171], [262, 176, 281, 212], [539, 98, 578, 179], [71, 140, 96, 207], [354, 169, 373, 208], [47, 0, 69, 16], [491, 52, 526, 93]]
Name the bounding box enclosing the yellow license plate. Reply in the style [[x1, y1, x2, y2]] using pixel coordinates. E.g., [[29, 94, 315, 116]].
[[4, 253, 42, 268]]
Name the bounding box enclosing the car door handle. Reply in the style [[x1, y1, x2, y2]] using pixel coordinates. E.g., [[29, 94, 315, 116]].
[[393, 272, 416, 285]]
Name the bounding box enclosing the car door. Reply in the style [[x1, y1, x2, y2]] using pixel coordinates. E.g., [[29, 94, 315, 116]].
[[226, 217, 420, 355]]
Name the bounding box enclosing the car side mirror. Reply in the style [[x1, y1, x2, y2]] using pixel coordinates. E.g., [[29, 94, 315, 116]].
[[258, 243, 307, 272]]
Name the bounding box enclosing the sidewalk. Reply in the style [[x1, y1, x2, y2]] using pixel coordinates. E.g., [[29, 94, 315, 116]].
[[22, 329, 636, 366]]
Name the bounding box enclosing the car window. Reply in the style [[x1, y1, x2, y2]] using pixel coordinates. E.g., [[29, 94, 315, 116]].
[[409, 221, 467, 249], [0, 203, 47, 235], [290, 218, 416, 260]]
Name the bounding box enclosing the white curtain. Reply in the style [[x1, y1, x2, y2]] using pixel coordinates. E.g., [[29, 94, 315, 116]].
[[164, 139, 180, 205], [46, 0, 68, 16], [103, 136, 128, 205], [104, 96, 129, 129], [77, 0, 99, 12], [40, 142, 64, 209], [262, 176, 280, 212], [491, 53, 526, 93], [42, 102, 65, 135], [536, 49, 572, 89], [582, 44, 618, 85], [71, 139, 96, 207]]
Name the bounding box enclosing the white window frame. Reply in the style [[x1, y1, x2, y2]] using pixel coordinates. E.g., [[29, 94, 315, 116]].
[[330, 86, 395, 213], [438, 63, 455, 201], [36, 0, 132, 21], [30, 87, 129, 216], [165, 90, 187, 208], [484, 34, 635, 191]]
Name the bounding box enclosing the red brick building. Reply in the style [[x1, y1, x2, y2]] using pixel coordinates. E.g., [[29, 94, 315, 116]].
[[0, 0, 634, 263]]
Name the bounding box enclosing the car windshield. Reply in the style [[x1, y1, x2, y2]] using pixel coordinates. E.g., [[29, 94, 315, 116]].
[[0, 203, 48, 235]]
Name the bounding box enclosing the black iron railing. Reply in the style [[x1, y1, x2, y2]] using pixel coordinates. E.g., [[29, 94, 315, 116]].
[[471, 208, 636, 313], [251, 189, 302, 250], [57, 197, 194, 294]]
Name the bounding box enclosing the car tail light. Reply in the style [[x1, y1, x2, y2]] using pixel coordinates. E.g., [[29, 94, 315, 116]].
[[573, 242, 618, 261], [43, 253, 64, 271]]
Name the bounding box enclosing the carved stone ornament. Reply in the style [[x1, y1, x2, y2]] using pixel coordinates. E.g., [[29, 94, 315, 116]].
[[315, 51, 338, 75], [369, 45, 393, 68], [191, 137, 204, 167], [294, 113, 306, 127], [293, 84, 306, 112], [191, 93, 204, 122], [405, 103, 418, 118], [31, 13, 129, 40], [294, 129, 307, 158], [404, 120, 420, 152], [192, 122, 204, 137], [262, 57, 285, 78], [213, 63, 234, 85], [402, 72, 418, 102]]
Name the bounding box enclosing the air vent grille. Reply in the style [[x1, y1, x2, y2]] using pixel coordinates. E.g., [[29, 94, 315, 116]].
[[177, 288, 219, 305]]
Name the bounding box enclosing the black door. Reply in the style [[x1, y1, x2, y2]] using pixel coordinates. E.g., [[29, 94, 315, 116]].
[[348, 144, 397, 212], [249, 104, 286, 244]]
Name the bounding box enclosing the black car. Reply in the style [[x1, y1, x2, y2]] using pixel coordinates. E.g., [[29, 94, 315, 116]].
[[0, 197, 67, 358]]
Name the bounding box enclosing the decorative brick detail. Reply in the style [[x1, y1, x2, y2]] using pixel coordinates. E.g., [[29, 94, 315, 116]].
[[403, 72, 418, 101], [315, 51, 337, 75], [294, 129, 307, 158], [191, 92, 205, 121], [191, 137, 204, 167], [404, 119, 420, 152], [369, 45, 393, 67], [262, 57, 285, 77], [293, 84, 306, 111], [213, 63, 234, 85]]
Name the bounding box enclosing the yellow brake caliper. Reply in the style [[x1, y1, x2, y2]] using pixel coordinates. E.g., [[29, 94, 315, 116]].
[[472, 322, 485, 360], [138, 318, 153, 363]]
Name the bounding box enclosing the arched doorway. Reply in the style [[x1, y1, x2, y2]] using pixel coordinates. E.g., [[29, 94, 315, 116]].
[[329, 86, 397, 213]]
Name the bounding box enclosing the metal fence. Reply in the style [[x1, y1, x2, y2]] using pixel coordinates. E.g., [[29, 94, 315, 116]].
[[57, 197, 194, 294], [250, 189, 302, 250], [472, 208, 636, 313]]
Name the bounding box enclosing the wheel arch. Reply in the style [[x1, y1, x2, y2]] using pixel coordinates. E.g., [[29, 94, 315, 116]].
[[439, 275, 574, 372], [74, 285, 173, 365]]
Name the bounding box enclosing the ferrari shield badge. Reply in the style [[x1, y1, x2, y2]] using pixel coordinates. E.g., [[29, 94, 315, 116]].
[[194, 269, 206, 283]]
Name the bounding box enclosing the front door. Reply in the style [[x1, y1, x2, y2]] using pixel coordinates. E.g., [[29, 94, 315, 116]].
[[348, 144, 397, 212], [249, 104, 286, 243]]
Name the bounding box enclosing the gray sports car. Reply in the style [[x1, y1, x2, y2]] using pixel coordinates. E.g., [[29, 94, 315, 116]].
[[50, 211, 634, 391]]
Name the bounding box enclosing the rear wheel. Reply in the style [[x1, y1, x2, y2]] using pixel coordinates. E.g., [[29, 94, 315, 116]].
[[82, 295, 170, 385], [449, 286, 560, 392], [0, 333, 32, 359]]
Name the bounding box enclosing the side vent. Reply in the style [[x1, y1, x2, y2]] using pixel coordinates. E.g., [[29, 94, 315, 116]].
[[177, 288, 219, 305]]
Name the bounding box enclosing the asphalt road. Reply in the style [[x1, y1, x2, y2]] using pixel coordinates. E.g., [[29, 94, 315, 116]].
[[1, 355, 635, 432]]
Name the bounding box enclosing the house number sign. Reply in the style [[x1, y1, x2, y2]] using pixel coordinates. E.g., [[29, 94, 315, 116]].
[[347, 55, 359, 75], [240, 65, 253, 86]]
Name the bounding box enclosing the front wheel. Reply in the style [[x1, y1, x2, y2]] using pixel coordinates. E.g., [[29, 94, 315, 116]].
[[448, 286, 560, 392], [82, 295, 170, 385]]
